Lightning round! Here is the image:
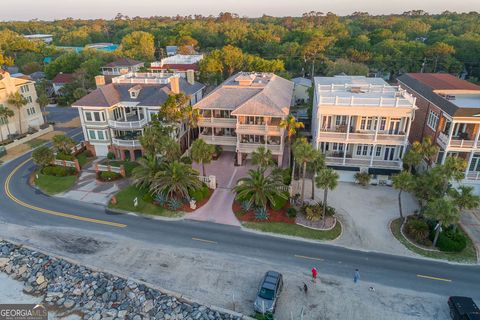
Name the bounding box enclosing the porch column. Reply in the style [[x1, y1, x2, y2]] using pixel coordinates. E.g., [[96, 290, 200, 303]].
[[346, 115, 351, 140], [370, 145, 375, 166], [474, 125, 480, 148], [342, 143, 347, 165], [466, 151, 474, 176], [447, 121, 455, 147], [137, 107, 141, 120], [405, 116, 412, 143], [122, 107, 127, 121], [374, 116, 380, 142], [441, 151, 448, 165]]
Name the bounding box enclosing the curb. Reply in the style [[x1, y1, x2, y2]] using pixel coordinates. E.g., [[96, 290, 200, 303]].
[[105, 207, 185, 222], [0, 238, 254, 320], [295, 217, 337, 231]]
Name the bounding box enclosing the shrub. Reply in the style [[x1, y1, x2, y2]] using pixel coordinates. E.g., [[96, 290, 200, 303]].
[[142, 192, 153, 203], [167, 198, 182, 211], [56, 153, 75, 161], [436, 229, 467, 252], [269, 193, 288, 210], [286, 207, 297, 218], [189, 184, 210, 202], [42, 165, 75, 177], [272, 168, 292, 185], [354, 172, 371, 186], [99, 171, 121, 181], [305, 206, 321, 221], [255, 207, 269, 220], [32, 146, 54, 168], [107, 151, 115, 160], [154, 193, 168, 206], [405, 217, 430, 244], [83, 150, 93, 158], [214, 145, 223, 154], [241, 200, 252, 212], [180, 156, 193, 165]]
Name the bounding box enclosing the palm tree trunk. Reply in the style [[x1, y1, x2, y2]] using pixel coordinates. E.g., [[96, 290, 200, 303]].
[[432, 223, 441, 247], [398, 190, 404, 219], [187, 125, 191, 149], [287, 140, 292, 168], [5, 121, 11, 137], [301, 161, 306, 205], [311, 173, 315, 199], [17, 107, 22, 134], [322, 189, 328, 226], [0, 124, 4, 141], [202, 162, 206, 177]]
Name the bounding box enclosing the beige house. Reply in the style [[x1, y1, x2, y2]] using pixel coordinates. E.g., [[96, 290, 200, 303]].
[[0, 70, 45, 142], [312, 76, 417, 179], [194, 72, 294, 166]]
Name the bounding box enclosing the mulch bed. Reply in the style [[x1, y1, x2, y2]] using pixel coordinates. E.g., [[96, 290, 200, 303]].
[[232, 201, 295, 224], [295, 213, 336, 230]]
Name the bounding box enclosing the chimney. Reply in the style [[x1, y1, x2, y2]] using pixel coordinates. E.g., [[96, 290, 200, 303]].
[[170, 76, 180, 94], [95, 75, 105, 88], [186, 69, 195, 85]]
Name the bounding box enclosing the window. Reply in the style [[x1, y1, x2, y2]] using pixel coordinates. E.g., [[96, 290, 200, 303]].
[[88, 129, 107, 141], [335, 116, 347, 126], [356, 144, 369, 156], [84, 111, 105, 122], [360, 117, 375, 130], [427, 111, 439, 130], [380, 117, 386, 131], [332, 143, 344, 151], [376, 146, 382, 157], [20, 85, 30, 93], [26, 107, 36, 116]]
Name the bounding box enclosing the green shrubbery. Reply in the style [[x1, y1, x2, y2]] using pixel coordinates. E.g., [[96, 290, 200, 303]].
[[180, 156, 193, 165], [435, 229, 467, 252], [56, 153, 75, 161], [98, 171, 121, 181], [42, 165, 76, 177], [404, 217, 431, 245], [286, 207, 297, 218], [269, 192, 288, 210], [302, 202, 336, 221], [188, 183, 210, 202]]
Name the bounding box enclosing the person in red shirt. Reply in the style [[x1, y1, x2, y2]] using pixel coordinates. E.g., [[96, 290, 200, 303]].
[[311, 267, 318, 283]]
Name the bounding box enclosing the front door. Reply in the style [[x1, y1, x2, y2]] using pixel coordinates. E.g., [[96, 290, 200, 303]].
[[388, 119, 401, 134], [384, 146, 395, 161]]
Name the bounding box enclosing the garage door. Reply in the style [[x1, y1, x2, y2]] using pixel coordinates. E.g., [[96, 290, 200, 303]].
[[94, 144, 109, 157]]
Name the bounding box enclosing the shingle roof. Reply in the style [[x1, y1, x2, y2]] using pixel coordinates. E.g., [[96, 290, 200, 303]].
[[52, 73, 76, 84], [397, 73, 480, 117], [72, 78, 204, 108], [103, 57, 143, 68], [292, 77, 312, 87], [194, 73, 293, 117]]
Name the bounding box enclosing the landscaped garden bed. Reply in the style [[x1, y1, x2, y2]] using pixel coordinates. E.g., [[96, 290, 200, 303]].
[[33, 165, 78, 195], [390, 216, 477, 263]]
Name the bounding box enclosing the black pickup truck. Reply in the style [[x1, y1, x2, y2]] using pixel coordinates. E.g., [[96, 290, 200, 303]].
[[448, 296, 480, 320]]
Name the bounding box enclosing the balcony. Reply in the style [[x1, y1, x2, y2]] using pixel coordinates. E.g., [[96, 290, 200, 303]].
[[436, 132, 478, 150], [199, 134, 237, 146], [112, 138, 142, 148], [317, 130, 406, 145], [236, 124, 283, 135], [198, 117, 236, 127], [465, 171, 480, 181], [325, 157, 402, 169], [108, 117, 148, 129], [238, 143, 282, 154]]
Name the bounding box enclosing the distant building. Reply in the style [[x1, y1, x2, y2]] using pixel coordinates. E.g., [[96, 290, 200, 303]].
[[398, 73, 480, 185], [29, 71, 46, 82], [149, 54, 203, 78], [0, 70, 45, 142], [101, 58, 144, 83], [72, 72, 205, 159], [23, 34, 53, 44], [166, 46, 178, 56], [311, 76, 417, 179], [52, 73, 76, 95], [194, 72, 294, 166], [291, 77, 312, 105]]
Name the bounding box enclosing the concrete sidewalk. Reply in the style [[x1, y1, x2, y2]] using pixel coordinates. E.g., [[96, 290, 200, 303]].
[[461, 210, 480, 262]]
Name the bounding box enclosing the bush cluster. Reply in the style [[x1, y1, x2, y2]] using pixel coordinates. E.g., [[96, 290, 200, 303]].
[[56, 153, 75, 161], [286, 207, 297, 218], [188, 184, 210, 202], [98, 171, 121, 181], [436, 229, 467, 252], [269, 192, 288, 211], [42, 165, 76, 177], [302, 202, 336, 221], [404, 217, 431, 245]]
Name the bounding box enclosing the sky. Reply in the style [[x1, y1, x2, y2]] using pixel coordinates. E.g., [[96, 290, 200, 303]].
[[2, 0, 480, 21]]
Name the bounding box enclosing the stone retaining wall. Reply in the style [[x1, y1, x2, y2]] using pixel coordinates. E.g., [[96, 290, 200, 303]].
[[0, 241, 249, 320]]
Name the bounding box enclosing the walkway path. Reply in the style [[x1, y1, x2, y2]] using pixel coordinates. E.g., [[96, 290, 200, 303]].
[[188, 152, 253, 226], [461, 210, 480, 262]]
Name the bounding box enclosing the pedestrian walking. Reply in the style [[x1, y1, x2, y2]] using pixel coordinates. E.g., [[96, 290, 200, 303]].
[[354, 269, 360, 284], [311, 267, 317, 283]]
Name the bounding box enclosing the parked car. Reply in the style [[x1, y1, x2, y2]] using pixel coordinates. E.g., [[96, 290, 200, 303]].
[[448, 296, 480, 320], [253, 271, 283, 314]]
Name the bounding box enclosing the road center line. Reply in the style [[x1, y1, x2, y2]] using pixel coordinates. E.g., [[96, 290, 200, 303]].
[[294, 254, 324, 261], [416, 274, 452, 282], [192, 237, 217, 244]]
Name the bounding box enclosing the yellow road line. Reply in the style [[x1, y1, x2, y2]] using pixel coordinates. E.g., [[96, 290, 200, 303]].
[[294, 254, 324, 261], [4, 158, 127, 228], [192, 237, 217, 244], [417, 274, 452, 282]]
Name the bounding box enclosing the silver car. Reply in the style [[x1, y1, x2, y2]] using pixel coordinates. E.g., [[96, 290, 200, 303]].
[[254, 271, 283, 314]]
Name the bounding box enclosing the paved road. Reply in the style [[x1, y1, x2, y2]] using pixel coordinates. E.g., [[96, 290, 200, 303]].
[[0, 128, 479, 302]]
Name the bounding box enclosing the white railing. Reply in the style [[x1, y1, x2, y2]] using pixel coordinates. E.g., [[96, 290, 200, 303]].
[[198, 117, 237, 126], [325, 157, 401, 168], [108, 118, 148, 129], [236, 124, 282, 134], [466, 171, 480, 181], [318, 96, 414, 108], [199, 134, 237, 145], [238, 143, 282, 154], [53, 159, 77, 168], [450, 139, 476, 148], [197, 175, 216, 189], [96, 164, 123, 174], [317, 131, 405, 143], [437, 132, 448, 148], [112, 138, 142, 147]]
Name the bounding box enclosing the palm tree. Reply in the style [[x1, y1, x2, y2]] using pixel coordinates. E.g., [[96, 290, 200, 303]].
[[424, 198, 460, 247], [7, 92, 28, 134], [132, 154, 162, 189], [150, 161, 202, 200], [233, 168, 287, 210], [402, 146, 423, 173], [392, 171, 415, 220], [292, 138, 316, 205], [315, 168, 339, 225], [308, 150, 325, 199], [279, 114, 305, 167], [449, 185, 480, 232], [52, 134, 75, 155], [0, 105, 15, 141], [251, 146, 274, 171], [190, 139, 215, 176], [184, 105, 200, 148], [159, 93, 190, 123]]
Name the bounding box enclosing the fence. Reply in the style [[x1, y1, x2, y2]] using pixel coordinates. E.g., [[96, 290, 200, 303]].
[[70, 141, 86, 156], [95, 163, 126, 177], [52, 159, 81, 172], [198, 175, 216, 190], [4, 125, 53, 150]]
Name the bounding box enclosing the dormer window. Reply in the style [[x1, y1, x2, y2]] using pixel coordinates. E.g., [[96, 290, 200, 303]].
[[128, 84, 142, 99], [130, 91, 137, 99]]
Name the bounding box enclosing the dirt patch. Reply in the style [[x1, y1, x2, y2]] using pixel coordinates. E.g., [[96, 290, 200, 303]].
[[39, 232, 110, 255], [232, 201, 294, 223], [56, 117, 81, 128]]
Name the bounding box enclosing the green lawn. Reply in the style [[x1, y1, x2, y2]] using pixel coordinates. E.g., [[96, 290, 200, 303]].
[[106, 161, 139, 177], [242, 221, 342, 241], [76, 150, 94, 167], [35, 173, 77, 195], [108, 186, 182, 218], [390, 218, 477, 263], [27, 138, 47, 148]]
